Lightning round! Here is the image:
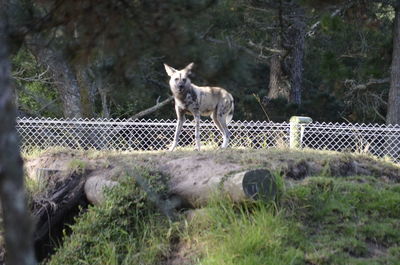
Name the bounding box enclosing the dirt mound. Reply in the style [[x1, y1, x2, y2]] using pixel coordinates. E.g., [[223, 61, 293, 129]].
[[24, 148, 400, 186]]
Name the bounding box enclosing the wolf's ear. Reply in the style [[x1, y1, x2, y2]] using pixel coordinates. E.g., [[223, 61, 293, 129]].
[[164, 63, 177, 77], [185, 62, 194, 72]]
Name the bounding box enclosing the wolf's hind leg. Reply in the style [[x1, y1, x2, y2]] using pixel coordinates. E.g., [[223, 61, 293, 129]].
[[211, 112, 225, 148], [212, 111, 230, 148], [194, 113, 201, 151], [219, 118, 230, 148]]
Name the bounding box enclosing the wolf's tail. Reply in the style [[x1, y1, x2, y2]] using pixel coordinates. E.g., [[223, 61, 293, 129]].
[[226, 95, 234, 124]]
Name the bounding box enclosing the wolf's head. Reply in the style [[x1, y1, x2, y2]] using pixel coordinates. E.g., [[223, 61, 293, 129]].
[[164, 62, 194, 94]]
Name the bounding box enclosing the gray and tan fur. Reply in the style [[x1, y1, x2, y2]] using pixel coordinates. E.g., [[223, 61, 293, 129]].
[[164, 62, 234, 151]]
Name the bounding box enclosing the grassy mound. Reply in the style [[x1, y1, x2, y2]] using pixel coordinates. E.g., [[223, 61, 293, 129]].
[[46, 172, 175, 265], [38, 149, 400, 265], [183, 176, 400, 265]]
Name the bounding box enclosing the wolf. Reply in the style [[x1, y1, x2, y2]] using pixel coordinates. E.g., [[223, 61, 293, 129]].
[[164, 62, 234, 151]]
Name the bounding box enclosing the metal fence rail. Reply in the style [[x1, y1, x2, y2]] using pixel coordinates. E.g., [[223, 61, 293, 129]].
[[16, 117, 400, 162]]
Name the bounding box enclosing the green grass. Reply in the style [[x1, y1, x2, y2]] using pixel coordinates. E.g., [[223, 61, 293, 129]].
[[181, 175, 400, 265], [46, 171, 175, 265], [185, 198, 302, 265], [46, 173, 400, 265], [282, 176, 400, 265]]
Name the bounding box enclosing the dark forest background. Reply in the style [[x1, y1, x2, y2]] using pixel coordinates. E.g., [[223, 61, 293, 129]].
[[5, 0, 400, 125]]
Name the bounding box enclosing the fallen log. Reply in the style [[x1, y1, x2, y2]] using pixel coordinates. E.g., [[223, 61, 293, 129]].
[[84, 176, 118, 205], [168, 168, 278, 207]]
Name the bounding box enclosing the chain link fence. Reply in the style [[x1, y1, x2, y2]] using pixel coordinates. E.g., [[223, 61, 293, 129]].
[[16, 117, 400, 162], [302, 122, 400, 161]]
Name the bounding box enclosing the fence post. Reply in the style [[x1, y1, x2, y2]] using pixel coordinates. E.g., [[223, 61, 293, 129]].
[[289, 116, 312, 149]]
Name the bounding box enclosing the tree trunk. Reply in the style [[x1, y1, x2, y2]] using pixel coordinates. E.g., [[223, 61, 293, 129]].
[[25, 34, 82, 118], [268, 2, 290, 101], [0, 9, 36, 265], [86, 62, 111, 118], [288, 5, 306, 105], [385, 1, 400, 159], [387, 1, 400, 125], [93, 73, 110, 118], [268, 32, 289, 100], [268, 1, 305, 105], [76, 65, 95, 118]]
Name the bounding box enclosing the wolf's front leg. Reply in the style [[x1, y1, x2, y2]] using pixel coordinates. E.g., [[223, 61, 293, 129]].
[[170, 118, 184, 151], [170, 109, 185, 151], [194, 113, 201, 151]]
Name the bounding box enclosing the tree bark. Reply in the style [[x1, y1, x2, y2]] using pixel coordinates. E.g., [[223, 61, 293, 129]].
[[76, 65, 95, 118], [268, 32, 289, 100], [268, 2, 290, 101], [0, 8, 36, 265], [91, 71, 110, 118], [387, 0, 400, 125], [385, 1, 400, 159], [25, 34, 82, 118], [85, 62, 113, 118], [288, 5, 306, 105], [267, 1, 305, 105]]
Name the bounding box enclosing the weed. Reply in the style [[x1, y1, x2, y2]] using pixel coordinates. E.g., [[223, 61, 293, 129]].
[[67, 159, 88, 175]]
